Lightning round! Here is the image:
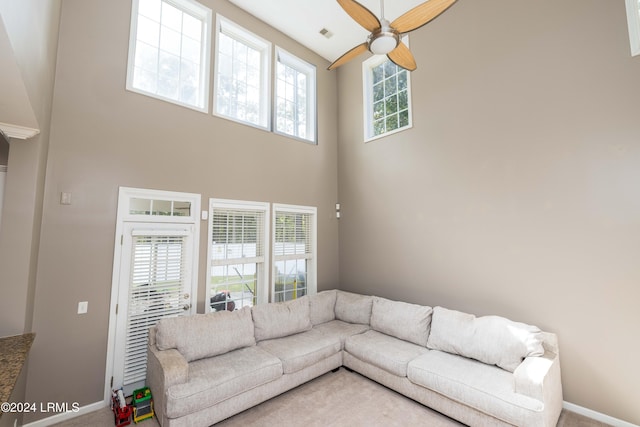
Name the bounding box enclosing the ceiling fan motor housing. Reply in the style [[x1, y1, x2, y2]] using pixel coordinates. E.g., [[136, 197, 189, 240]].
[[368, 20, 400, 55]]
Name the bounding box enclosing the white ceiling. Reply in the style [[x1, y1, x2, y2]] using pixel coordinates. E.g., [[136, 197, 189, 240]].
[[228, 0, 427, 63]]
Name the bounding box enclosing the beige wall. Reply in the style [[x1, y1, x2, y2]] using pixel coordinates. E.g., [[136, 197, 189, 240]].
[[0, 0, 61, 337], [4, 0, 639, 424], [22, 0, 338, 422], [337, 0, 640, 425], [0, 1, 61, 426]]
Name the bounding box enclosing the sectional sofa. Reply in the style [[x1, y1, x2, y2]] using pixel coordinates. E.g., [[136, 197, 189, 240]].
[[147, 290, 562, 426]]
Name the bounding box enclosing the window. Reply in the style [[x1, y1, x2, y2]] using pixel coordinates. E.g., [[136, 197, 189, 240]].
[[207, 199, 270, 312], [626, 0, 640, 56], [126, 0, 212, 111], [214, 15, 271, 129], [275, 48, 317, 143], [362, 50, 412, 141], [272, 204, 317, 302]]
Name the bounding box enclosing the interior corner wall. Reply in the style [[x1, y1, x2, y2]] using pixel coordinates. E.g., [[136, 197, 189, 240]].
[[23, 0, 339, 422], [337, 0, 640, 425], [0, 0, 61, 337]]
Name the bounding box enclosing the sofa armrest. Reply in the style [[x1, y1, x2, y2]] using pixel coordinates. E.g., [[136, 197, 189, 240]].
[[514, 351, 559, 400], [147, 344, 188, 424], [148, 346, 189, 388], [514, 350, 563, 426]]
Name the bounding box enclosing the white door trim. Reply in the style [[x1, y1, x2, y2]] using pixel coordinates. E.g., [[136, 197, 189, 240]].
[[104, 187, 200, 403]]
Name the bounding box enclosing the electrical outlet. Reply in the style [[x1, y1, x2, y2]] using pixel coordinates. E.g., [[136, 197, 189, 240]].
[[78, 301, 88, 314]]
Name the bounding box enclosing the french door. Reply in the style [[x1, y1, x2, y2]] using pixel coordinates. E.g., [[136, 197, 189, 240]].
[[112, 223, 195, 395], [106, 187, 200, 398]]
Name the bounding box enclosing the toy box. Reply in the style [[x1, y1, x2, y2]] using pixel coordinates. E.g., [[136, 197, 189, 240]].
[[132, 387, 154, 423], [111, 389, 132, 427]]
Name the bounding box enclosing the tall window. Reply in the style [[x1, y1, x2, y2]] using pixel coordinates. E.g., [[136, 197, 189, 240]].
[[272, 204, 317, 302], [207, 199, 270, 311], [362, 52, 412, 142], [626, 0, 640, 56], [214, 15, 271, 129], [126, 0, 212, 111], [275, 48, 317, 143]]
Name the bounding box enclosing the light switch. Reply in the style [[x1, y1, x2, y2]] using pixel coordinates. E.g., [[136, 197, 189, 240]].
[[78, 301, 88, 314], [60, 192, 72, 205]]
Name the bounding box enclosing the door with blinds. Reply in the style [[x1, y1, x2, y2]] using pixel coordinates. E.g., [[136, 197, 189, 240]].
[[112, 222, 195, 395]]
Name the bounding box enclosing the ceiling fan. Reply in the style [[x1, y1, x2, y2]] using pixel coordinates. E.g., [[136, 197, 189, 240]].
[[328, 0, 458, 71]]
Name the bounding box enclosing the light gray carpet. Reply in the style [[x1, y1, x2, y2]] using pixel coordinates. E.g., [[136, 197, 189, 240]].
[[53, 368, 610, 427]]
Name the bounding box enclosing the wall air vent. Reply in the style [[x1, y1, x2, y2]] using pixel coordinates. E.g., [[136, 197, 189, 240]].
[[319, 28, 333, 39]]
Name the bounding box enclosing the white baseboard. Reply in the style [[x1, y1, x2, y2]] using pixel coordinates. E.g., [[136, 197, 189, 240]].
[[21, 401, 106, 427], [563, 401, 639, 427]]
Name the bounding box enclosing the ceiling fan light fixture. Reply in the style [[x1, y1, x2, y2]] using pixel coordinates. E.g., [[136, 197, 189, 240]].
[[369, 32, 400, 55]]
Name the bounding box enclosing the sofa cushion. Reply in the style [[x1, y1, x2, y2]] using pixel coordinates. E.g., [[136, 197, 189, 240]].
[[335, 291, 373, 325], [165, 346, 282, 419], [258, 329, 341, 374], [251, 296, 312, 342], [155, 307, 255, 362], [309, 290, 337, 325], [370, 297, 432, 347], [427, 306, 545, 372], [345, 330, 428, 377], [407, 350, 543, 425], [312, 319, 370, 347]]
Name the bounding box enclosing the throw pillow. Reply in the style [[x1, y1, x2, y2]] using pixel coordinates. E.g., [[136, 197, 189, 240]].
[[155, 306, 256, 362], [426, 306, 545, 372], [309, 290, 337, 325], [335, 291, 373, 325], [370, 297, 433, 347], [251, 296, 312, 342]]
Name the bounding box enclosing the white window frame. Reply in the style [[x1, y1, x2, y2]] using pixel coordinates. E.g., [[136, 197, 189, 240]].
[[206, 199, 270, 310], [274, 47, 317, 144], [126, 0, 212, 112], [213, 14, 271, 130], [362, 37, 413, 142], [626, 0, 640, 56], [271, 204, 317, 302]]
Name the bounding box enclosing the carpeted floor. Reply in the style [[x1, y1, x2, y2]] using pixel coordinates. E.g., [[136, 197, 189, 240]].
[[52, 368, 610, 427]]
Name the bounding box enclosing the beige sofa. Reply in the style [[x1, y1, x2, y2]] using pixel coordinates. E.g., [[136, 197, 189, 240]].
[[147, 290, 562, 427]]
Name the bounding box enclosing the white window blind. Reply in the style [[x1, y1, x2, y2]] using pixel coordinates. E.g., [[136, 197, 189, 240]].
[[123, 233, 187, 386], [273, 205, 316, 302], [208, 200, 269, 310]]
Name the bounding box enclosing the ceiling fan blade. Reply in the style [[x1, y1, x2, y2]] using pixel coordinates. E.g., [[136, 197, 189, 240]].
[[328, 42, 369, 70], [387, 41, 417, 71], [391, 0, 458, 34], [337, 0, 381, 32]]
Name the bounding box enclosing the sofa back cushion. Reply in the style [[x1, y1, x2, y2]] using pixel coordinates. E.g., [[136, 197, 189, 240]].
[[309, 290, 337, 325], [370, 297, 433, 347], [335, 291, 373, 325], [427, 306, 545, 372], [252, 296, 312, 342], [155, 306, 256, 362]]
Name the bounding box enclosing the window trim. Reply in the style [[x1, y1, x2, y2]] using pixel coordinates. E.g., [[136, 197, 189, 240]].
[[626, 0, 640, 56], [206, 198, 271, 309], [212, 14, 272, 130], [274, 47, 317, 144], [271, 203, 317, 302], [126, 0, 212, 112], [362, 38, 413, 143]]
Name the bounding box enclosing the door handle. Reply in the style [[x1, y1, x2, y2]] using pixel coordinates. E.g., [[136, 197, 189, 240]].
[[183, 304, 191, 311]]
